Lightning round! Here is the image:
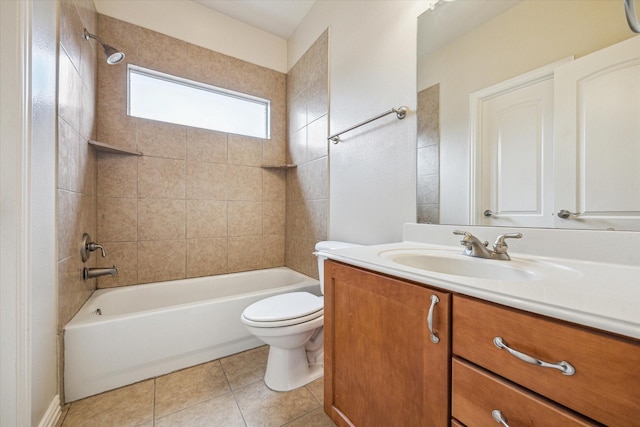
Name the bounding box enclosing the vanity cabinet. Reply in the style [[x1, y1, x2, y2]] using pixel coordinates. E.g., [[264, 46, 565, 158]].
[[324, 260, 451, 427], [453, 295, 640, 426]]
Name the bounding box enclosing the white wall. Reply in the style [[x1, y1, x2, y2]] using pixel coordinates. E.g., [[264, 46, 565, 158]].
[[290, 1, 427, 245], [94, 0, 288, 73]]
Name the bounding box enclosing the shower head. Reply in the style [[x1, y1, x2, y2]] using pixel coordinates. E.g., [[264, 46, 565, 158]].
[[83, 28, 125, 65]]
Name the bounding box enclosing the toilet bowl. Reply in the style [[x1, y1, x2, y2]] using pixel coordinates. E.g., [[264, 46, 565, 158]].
[[240, 241, 360, 391]]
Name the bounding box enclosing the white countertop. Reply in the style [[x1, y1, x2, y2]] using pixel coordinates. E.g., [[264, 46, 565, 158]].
[[319, 240, 640, 340]]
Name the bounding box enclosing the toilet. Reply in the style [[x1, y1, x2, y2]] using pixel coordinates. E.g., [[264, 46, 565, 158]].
[[241, 241, 360, 391]]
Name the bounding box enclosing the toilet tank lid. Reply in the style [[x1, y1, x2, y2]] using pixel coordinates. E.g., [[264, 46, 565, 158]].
[[314, 241, 361, 251]]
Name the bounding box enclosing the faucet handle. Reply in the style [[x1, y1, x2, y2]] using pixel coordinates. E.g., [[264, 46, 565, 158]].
[[87, 242, 107, 257], [493, 232, 522, 254], [81, 233, 107, 262]]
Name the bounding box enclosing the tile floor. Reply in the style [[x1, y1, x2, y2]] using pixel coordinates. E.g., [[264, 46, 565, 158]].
[[57, 346, 336, 427]]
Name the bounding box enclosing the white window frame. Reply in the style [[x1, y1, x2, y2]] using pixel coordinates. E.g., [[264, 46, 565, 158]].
[[127, 64, 271, 139]]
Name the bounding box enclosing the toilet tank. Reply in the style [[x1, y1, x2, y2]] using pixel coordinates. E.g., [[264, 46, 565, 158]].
[[314, 241, 361, 294]]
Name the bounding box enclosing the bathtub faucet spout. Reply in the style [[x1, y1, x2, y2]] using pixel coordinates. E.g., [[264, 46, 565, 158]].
[[83, 265, 118, 280]]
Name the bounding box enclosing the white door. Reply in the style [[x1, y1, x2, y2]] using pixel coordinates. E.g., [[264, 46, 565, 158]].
[[554, 35, 640, 230], [470, 61, 563, 227]]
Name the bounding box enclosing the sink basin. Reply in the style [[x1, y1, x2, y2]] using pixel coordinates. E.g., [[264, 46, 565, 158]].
[[379, 249, 578, 281]]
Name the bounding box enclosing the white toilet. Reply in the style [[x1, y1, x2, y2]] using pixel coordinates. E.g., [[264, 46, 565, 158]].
[[241, 241, 359, 391]]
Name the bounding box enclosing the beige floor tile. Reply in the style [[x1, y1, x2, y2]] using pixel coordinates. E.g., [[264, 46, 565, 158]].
[[155, 393, 245, 427], [283, 408, 336, 427], [234, 381, 320, 427], [306, 377, 325, 405], [220, 346, 268, 390], [62, 380, 154, 427], [155, 360, 231, 418]]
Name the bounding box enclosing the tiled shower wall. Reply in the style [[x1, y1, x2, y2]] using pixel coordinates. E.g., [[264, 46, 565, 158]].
[[417, 84, 440, 224], [57, 0, 98, 398], [94, 15, 288, 287], [285, 31, 329, 278]]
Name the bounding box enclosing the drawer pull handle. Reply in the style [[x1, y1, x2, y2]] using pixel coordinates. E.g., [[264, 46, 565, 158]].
[[427, 295, 440, 344], [493, 337, 576, 375], [492, 410, 510, 427]]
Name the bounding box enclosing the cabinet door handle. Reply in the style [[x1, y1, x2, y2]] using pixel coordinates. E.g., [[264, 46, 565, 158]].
[[493, 337, 576, 375], [492, 410, 510, 427], [427, 295, 440, 344]]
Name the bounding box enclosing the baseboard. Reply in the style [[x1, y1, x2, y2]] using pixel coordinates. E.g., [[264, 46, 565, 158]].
[[37, 395, 61, 427]]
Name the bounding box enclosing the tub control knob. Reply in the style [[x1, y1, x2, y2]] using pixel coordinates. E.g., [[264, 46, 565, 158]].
[[81, 233, 107, 262]]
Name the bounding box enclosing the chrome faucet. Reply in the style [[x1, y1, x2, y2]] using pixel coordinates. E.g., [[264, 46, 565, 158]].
[[83, 265, 118, 280], [453, 230, 522, 260]]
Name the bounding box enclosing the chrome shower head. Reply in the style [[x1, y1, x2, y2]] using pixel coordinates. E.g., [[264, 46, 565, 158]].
[[83, 28, 125, 65]]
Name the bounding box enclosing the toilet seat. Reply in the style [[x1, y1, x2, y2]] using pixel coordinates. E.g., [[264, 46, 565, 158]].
[[242, 292, 323, 328]]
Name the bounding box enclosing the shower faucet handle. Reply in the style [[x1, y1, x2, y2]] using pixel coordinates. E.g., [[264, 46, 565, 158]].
[[81, 233, 107, 262]]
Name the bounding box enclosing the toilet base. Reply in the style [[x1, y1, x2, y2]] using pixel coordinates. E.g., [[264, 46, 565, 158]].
[[264, 345, 323, 392]]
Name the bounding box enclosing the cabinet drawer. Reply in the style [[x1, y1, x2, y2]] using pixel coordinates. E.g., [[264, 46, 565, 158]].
[[453, 295, 640, 426], [452, 358, 596, 427]]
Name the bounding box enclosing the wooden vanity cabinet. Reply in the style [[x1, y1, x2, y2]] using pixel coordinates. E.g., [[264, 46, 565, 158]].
[[453, 295, 640, 427], [324, 260, 451, 427]]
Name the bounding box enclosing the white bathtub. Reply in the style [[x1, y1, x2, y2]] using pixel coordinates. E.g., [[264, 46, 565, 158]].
[[64, 267, 320, 402]]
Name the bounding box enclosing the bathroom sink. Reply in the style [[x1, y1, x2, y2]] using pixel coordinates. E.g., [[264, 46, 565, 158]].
[[378, 249, 577, 281]]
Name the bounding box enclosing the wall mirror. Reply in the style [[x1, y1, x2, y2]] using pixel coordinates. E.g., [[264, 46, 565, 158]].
[[417, 0, 640, 231]]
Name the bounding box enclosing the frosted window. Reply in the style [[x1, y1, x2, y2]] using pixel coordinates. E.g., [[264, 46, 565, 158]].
[[127, 65, 270, 139]]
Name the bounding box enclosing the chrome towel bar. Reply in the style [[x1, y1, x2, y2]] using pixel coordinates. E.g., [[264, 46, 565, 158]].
[[328, 106, 408, 143]]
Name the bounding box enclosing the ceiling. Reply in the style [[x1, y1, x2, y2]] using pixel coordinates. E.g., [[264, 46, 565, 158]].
[[192, 0, 316, 39]]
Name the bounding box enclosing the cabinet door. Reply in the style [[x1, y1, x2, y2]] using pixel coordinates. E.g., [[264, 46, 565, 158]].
[[324, 261, 450, 427], [554, 35, 640, 230]]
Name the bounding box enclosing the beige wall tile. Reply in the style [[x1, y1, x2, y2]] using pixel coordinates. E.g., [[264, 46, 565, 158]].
[[97, 59, 126, 113], [59, 0, 83, 72], [96, 107, 138, 151], [138, 119, 186, 159], [97, 197, 137, 242], [95, 15, 290, 286], [59, 49, 82, 132], [96, 242, 138, 288], [263, 235, 285, 267], [138, 156, 186, 199], [186, 238, 228, 278], [79, 78, 97, 141], [137, 27, 189, 79], [228, 134, 263, 166], [186, 161, 227, 200], [97, 152, 137, 198], [228, 165, 261, 201], [97, 14, 139, 63], [58, 118, 80, 193], [228, 201, 262, 237], [307, 115, 328, 161], [78, 130, 96, 196], [137, 240, 186, 283], [263, 201, 285, 236], [58, 190, 95, 261], [138, 199, 186, 241], [307, 199, 328, 241], [262, 169, 286, 202], [186, 200, 227, 239], [187, 127, 227, 164], [228, 236, 263, 273], [287, 127, 306, 165], [58, 255, 95, 329]]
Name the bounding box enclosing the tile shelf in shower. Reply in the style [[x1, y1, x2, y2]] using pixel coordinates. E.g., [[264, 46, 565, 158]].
[[260, 164, 297, 170], [88, 140, 143, 156]]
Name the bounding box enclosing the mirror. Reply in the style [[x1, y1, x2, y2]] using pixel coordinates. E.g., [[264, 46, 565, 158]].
[[417, 0, 639, 230]]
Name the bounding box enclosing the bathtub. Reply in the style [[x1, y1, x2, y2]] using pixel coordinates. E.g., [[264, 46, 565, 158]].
[[64, 267, 320, 402]]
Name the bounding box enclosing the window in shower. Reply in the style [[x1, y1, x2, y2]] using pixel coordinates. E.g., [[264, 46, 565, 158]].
[[127, 64, 270, 139]]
